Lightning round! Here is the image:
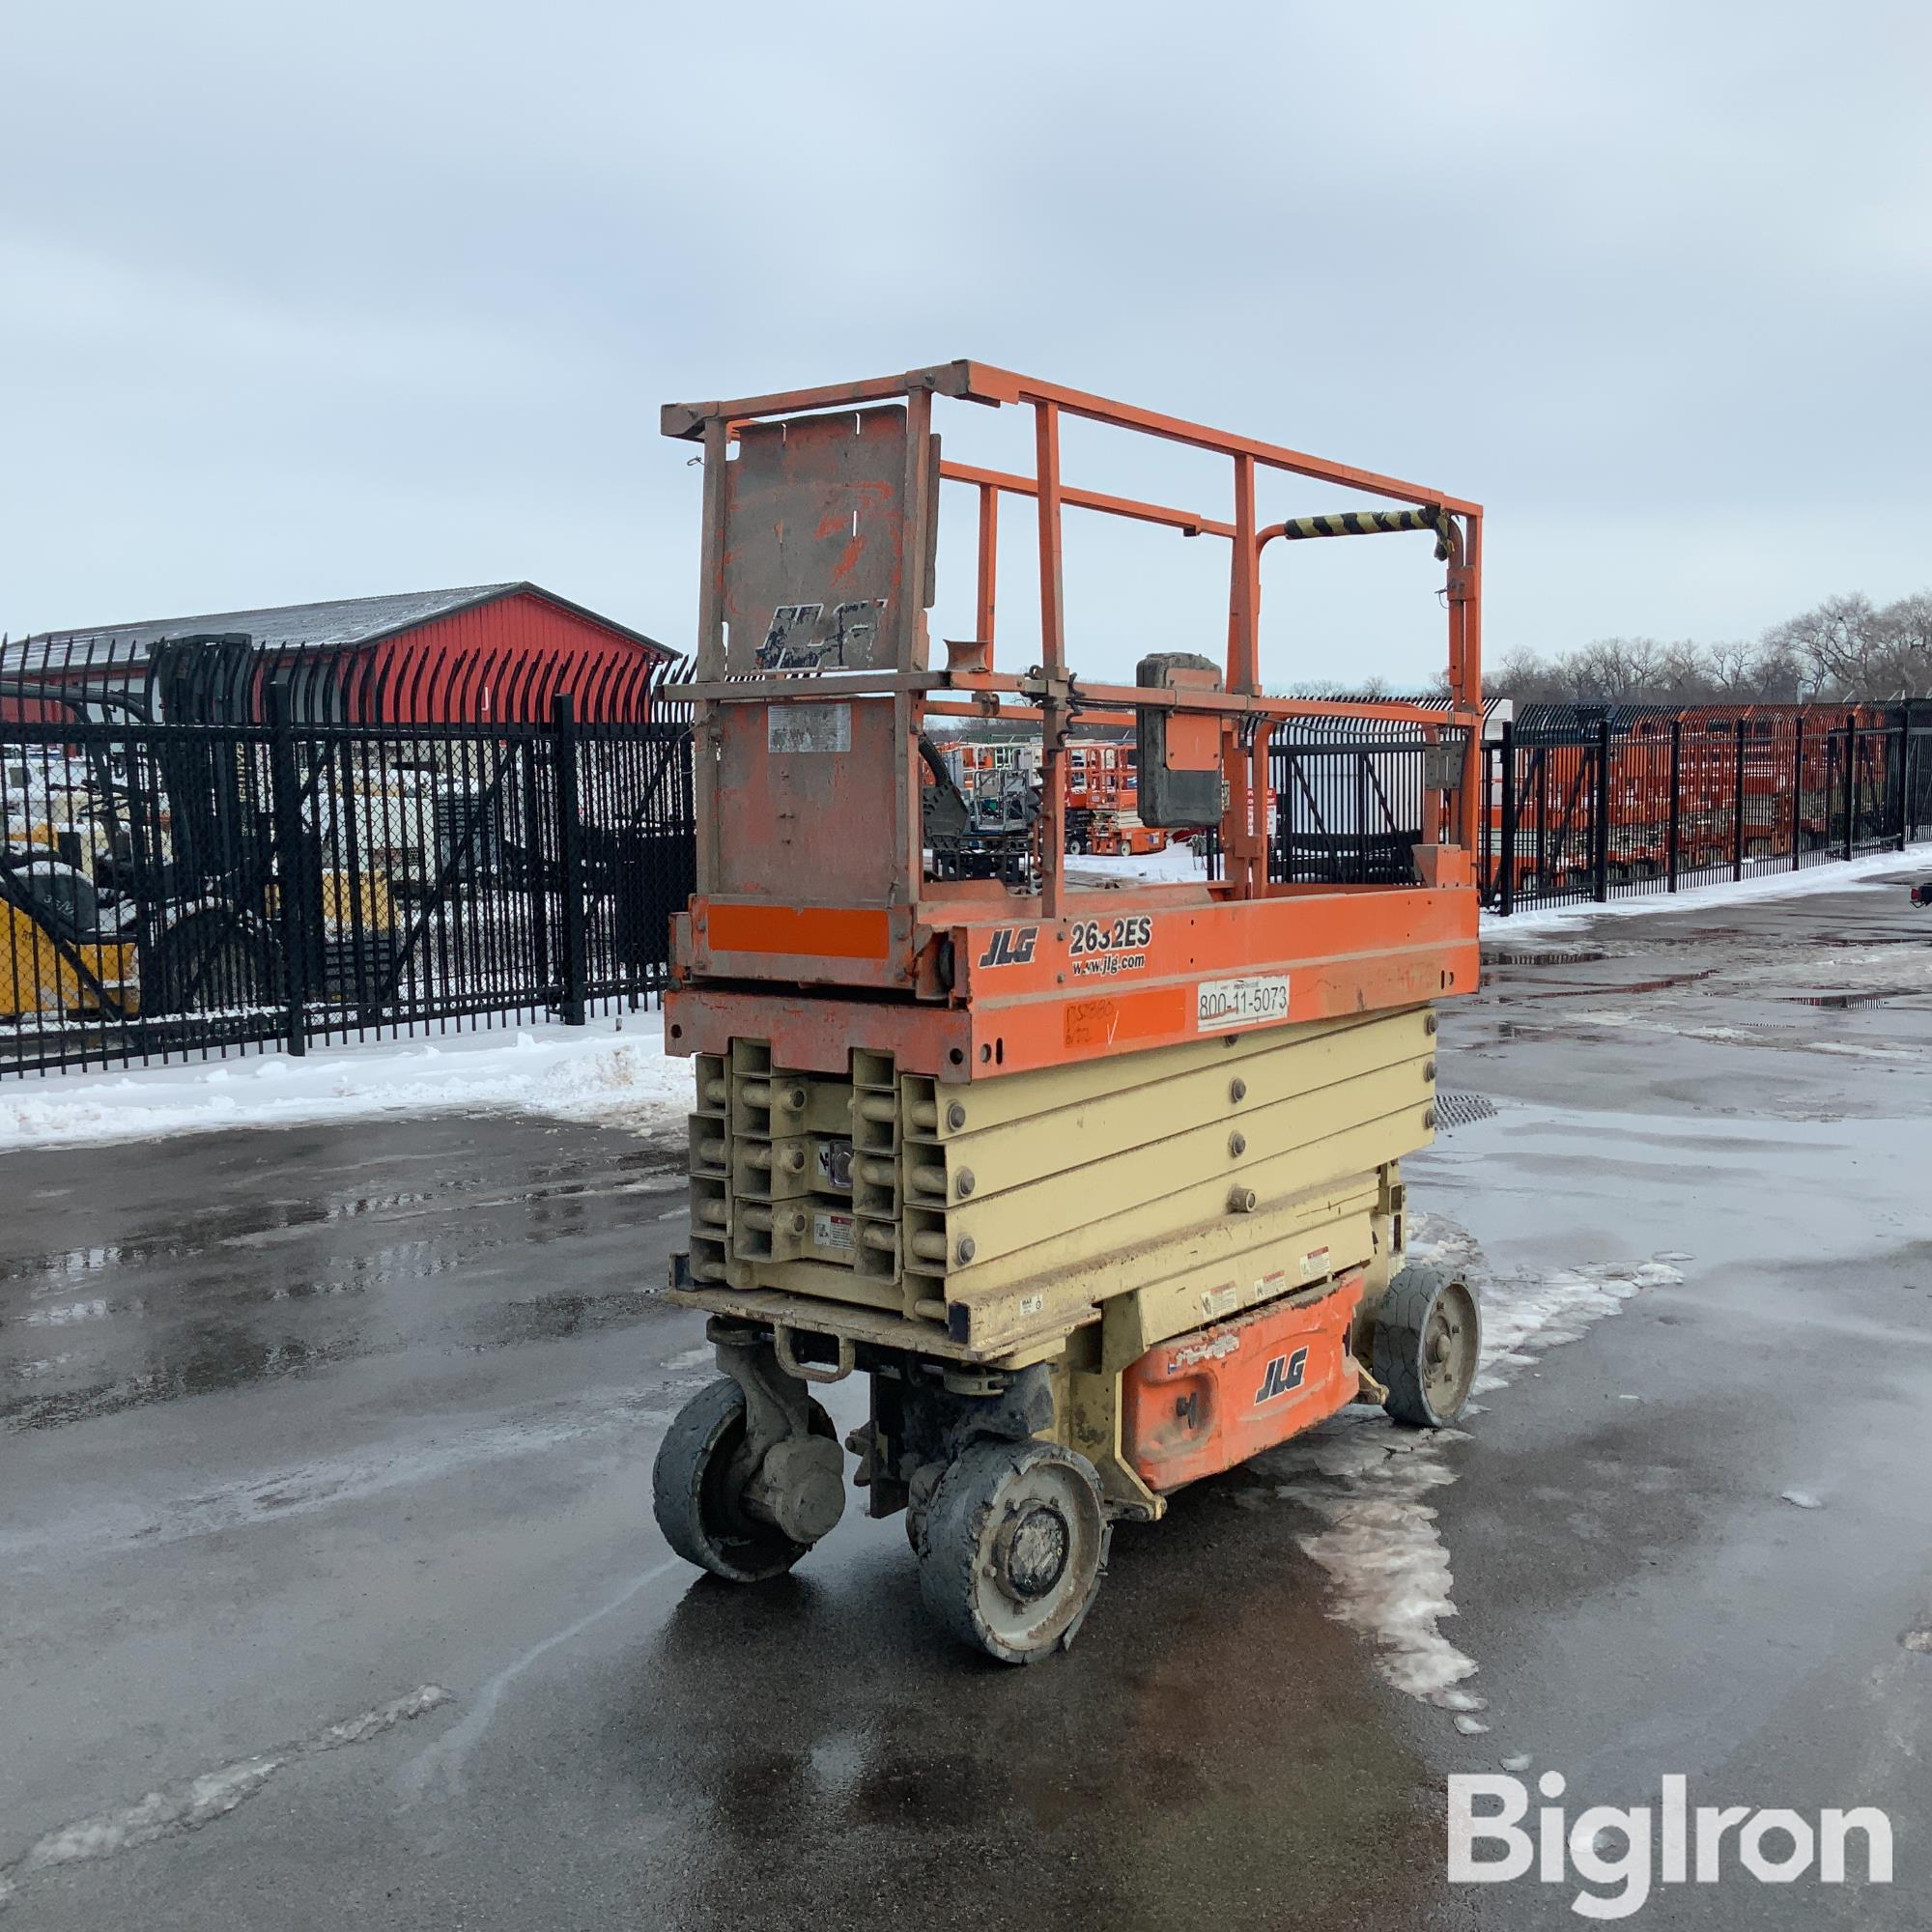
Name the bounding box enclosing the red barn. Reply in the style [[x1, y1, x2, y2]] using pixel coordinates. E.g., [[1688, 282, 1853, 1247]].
[[1, 582, 674, 724]]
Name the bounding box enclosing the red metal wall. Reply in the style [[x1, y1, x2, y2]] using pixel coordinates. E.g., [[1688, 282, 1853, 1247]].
[[360, 590, 668, 724]]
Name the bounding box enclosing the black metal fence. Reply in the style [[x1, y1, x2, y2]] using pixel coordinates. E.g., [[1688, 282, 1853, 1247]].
[[1, 638, 692, 1076], [9, 638, 1928, 1079], [1483, 706, 1928, 914], [1267, 722, 1462, 886]]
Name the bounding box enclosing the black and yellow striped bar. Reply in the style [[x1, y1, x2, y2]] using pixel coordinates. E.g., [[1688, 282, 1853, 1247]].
[[1274, 506, 1444, 540]]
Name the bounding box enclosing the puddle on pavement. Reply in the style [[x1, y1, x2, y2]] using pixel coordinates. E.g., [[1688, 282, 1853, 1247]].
[[1482, 968, 1719, 1001], [1483, 948, 1608, 967], [1810, 933, 1923, 948], [467, 1289, 658, 1349], [2, 1139, 686, 1431], [4, 1330, 356, 1431]]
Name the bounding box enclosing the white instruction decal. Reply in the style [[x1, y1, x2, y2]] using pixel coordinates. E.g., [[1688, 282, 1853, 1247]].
[[812, 1210, 855, 1252], [1196, 975, 1290, 1032], [769, 702, 852, 753]]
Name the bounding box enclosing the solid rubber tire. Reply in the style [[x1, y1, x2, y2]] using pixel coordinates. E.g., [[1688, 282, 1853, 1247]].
[[916, 1439, 1106, 1664], [653, 1376, 837, 1582], [1374, 1265, 1482, 1430]]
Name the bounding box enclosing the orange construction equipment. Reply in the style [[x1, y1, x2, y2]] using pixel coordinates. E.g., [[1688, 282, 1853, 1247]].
[[652, 360, 1484, 1662], [1490, 701, 1894, 895]]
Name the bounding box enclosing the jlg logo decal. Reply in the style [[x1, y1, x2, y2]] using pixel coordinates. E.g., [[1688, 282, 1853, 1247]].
[[1254, 1348, 1309, 1404], [976, 925, 1038, 968]]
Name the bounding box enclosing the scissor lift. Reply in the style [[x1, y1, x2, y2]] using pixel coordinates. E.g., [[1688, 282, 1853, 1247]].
[[654, 362, 1484, 1662]]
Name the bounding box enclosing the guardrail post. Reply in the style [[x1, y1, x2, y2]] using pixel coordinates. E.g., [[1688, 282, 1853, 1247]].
[[1593, 719, 1610, 902], [553, 692, 587, 1026], [1667, 721, 1681, 891], [1842, 713, 1856, 862], [267, 675, 309, 1057], [1732, 716, 1747, 881], [1791, 716, 1804, 870], [1498, 722, 1517, 917]]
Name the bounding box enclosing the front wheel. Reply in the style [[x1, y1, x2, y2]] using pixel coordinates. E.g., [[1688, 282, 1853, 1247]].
[[1374, 1265, 1482, 1429], [918, 1440, 1108, 1663], [652, 1377, 838, 1582]]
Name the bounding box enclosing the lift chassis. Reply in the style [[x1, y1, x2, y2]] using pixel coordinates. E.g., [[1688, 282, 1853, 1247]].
[[653, 361, 1485, 1662]]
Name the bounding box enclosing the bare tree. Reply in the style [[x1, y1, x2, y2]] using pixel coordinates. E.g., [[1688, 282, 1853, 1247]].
[[1483, 647, 1564, 703], [1430, 589, 1929, 708], [1875, 593, 1932, 700], [1656, 639, 1719, 702], [1766, 593, 1891, 700], [1566, 637, 1662, 705]]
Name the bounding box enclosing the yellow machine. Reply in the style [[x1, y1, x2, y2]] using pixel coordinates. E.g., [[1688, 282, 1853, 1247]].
[[647, 361, 1486, 1661]]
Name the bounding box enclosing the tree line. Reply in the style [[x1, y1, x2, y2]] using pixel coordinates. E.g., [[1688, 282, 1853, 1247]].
[[1480, 590, 1932, 708]]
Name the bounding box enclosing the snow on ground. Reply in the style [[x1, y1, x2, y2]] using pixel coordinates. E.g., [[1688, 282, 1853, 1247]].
[[1482, 841, 1931, 935], [6, 841, 1922, 1151], [1064, 842, 1211, 885], [0, 1014, 688, 1151], [1072, 837, 1929, 919]]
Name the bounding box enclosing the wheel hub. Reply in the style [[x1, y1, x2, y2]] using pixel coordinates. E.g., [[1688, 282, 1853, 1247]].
[[998, 1502, 1070, 1602]]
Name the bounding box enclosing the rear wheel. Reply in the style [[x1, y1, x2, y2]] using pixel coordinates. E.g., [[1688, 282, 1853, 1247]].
[[1374, 1265, 1481, 1429], [653, 1377, 838, 1582], [917, 1440, 1107, 1663]]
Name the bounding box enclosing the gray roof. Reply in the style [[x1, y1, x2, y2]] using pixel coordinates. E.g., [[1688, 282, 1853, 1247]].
[[2, 582, 669, 676]]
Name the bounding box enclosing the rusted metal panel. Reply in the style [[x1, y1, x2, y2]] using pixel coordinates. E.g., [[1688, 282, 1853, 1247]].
[[707, 696, 903, 905], [721, 409, 916, 678]]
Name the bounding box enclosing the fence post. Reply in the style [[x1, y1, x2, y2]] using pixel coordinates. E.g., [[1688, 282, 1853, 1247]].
[[1667, 721, 1681, 892], [1842, 713, 1856, 862], [1910, 702, 1922, 844], [1498, 723, 1516, 917], [1534, 748, 1548, 895], [1895, 705, 1910, 851], [1731, 716, 1747, 881], [1593, 719, 1610, 902], [266, 676, 309, 1057], [553, 691, 587, 1026], [1791, 716, 1804, 870], [522, 739, 551, 995]]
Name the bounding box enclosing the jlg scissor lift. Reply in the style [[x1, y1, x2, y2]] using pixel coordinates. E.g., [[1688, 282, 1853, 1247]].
[[654, 362, 1484, 1662]]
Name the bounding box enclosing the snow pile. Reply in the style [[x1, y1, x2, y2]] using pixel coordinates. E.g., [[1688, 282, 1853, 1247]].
[[0, 1017, 689, 1151], [1484, 842, 1931, 934], [1264, 1414, 1478, 1706], [1253, 1215, 1683, 1721]]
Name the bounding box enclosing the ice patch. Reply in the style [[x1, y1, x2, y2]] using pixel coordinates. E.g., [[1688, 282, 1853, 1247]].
[[1257, 1213, 1681, 1723], [1268, 1416, 1472, 1702], [0, 1686, 447, 1911], [1780, 1490, 1825, 1510]]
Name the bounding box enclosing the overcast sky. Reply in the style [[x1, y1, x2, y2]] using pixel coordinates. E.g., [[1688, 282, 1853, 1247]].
[[7, 2, 1929, 688]]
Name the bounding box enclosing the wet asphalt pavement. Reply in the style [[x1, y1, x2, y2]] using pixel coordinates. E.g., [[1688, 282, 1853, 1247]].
[[4, 868, 1931, 1928]]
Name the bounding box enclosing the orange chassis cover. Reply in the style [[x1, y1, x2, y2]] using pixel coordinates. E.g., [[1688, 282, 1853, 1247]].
[[1121, 1271, 1365, 1492]]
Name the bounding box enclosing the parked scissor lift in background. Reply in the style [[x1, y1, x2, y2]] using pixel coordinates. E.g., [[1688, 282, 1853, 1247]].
[[653, 362, 1485, 1662]]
